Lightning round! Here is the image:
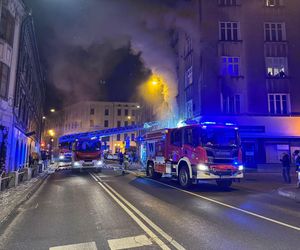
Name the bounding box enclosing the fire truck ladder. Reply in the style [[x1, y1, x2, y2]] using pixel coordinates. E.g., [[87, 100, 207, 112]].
[[58, 121, 162, 144]]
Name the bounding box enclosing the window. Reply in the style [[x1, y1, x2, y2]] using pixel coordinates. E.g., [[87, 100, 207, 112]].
[[268, 94, 289, 114], [265, 23, 286, 41], [124, 121, 128, 127], [132, 110, 136, 116], [222, 94, 241, 114], [266, 57, 288, 77], [184, 34, 192, 56], [124, 109, 129, 116], [0, 62, 9, 99], [131, 134, 135, 141], [219, 0, 238, 6], [131, 121, 135, 126], [117, 134, 121, 141], [124, 133, 128, 141], [265, 0, 283, 7], [105, 109, 109, 116], [171, 129, 182, 147], [90, 120, 94, 127], [221, 57, 240, 76], [90, 108, 95, 115], [219, 22, 240, 41], [0, 8, 15, 46], [185, 66, 193, 87], [104, 120, 109, 128], [117, 109, 121, 116], [117, 121, 121, 127], [186, 100, 193, 119]]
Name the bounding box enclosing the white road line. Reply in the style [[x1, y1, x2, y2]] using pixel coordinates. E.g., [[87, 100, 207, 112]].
[[49, 241, 97, 250], [96, 174, 185, 250], [108, 235, 152, 250], [89, 173, 171, 250], [144, 178, 300, 232]]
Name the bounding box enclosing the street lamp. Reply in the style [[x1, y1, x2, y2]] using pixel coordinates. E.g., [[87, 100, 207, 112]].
[[48, 129, 55, 137], [127, 116, 132, 120], [42, 116, 46, 120], [50, 109, 55, 113]]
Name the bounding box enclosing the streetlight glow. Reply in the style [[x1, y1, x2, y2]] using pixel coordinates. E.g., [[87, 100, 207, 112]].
[[50, 108, 55, 113], [48, 129, 55, 137]]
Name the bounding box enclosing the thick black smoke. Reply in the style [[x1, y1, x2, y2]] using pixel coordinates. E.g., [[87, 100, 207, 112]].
[[25, 0, 195, 113]]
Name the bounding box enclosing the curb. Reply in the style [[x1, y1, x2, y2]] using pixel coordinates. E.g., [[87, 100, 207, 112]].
[[278, 187, 300, 202], [0, 172, 49, 228]]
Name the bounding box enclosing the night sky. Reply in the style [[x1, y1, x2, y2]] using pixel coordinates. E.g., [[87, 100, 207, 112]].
[[24, 0, 191, 112]]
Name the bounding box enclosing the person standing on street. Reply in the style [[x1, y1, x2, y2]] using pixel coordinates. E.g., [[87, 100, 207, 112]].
[[293, 150, 300, 188], [280, 153, 291, 183]]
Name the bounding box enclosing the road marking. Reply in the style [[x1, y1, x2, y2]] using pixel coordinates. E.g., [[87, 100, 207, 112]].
[[108, 235, 152, 250], [143, 177, 300, 232], [89, 173, 171, 250], [49, 241, 97, 250], [96, 173, 185, 250]]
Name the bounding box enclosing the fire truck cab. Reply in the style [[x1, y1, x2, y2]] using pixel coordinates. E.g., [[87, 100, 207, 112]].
[[144, 122, 244, 188], [71, 138, 103, 171]]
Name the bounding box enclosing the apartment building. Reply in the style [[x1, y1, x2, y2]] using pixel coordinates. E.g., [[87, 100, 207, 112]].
[[44, 101, 141, 153], [0, 0, 27, 172], [175, 0, 300, 167]]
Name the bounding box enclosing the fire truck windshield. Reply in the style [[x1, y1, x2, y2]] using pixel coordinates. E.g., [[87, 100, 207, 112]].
[[201, 127, 240, 147], [76, 140, 101, 152]]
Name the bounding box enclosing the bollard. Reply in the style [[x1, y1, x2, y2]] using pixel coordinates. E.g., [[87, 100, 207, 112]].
[[8, 172, 18, 188]]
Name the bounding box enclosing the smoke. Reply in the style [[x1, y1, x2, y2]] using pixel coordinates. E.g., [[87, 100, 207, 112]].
[[27, 0, 196, 120]]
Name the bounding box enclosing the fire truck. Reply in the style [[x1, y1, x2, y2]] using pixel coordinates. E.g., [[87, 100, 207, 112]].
[[144, 122, 244, 188], [71, 138, 103, 171]]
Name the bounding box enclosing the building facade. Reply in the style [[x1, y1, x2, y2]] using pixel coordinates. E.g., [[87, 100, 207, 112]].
[[13, 14, 45, 171], [0, 0, 26, 172], [175, 0, 300, 167], [44, 101, 141, 154]]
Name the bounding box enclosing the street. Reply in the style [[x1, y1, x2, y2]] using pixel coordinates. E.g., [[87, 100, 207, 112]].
[[0, 165, 299, 250]]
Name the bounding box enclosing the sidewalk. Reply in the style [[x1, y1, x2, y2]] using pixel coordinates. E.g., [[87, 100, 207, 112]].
[[0, 172, 49, 226], [278, 186, 300, 202]]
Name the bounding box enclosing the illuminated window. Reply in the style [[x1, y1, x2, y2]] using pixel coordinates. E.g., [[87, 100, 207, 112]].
[[185, 66, 193, 87], [218, 0, 238, 6], [219, 22, 240, 41], [265, 0, 283, 7], [221, 57, 240, 76], [266, 57, 288, 77], [264, 23, 286, 41], [222, 94, 241, 114], [268, 94, 289, 114]]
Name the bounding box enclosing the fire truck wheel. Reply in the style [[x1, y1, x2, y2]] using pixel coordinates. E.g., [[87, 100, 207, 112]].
[[216, 179, 232, 189], [147, 163, 162, 180], [179, 166, 192, 188]]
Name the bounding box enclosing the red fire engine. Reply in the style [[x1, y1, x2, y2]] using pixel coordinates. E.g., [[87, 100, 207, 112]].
[[71, 138, 103, 171], [144, 122, 244, 188]]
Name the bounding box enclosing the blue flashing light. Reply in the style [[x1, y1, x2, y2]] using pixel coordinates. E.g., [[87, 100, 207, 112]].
[[233, 161, 239, 166], [202, 121, 216, 125]]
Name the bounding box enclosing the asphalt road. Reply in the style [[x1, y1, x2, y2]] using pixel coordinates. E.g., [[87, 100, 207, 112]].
[[0, 167, 299, 250]]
